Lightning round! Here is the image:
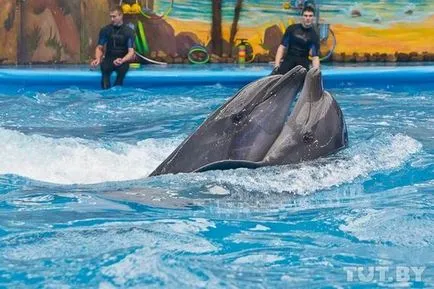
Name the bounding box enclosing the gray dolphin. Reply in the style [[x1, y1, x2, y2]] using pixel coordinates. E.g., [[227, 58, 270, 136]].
[[194, 68, 348, 172], [263, 67, 348, 165], [150, 65, 307, 176]]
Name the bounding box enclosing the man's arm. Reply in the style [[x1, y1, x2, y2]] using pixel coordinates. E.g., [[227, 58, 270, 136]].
[[123, 47, 135, 62], [274, 45, 287, 68], [274, 25, 293, 68], [91, 27, 108, 67], [113, 31, 135, 66], [113, 47, 135, 66], [310, 30, 321, 69], [90, 45, 104, 67]]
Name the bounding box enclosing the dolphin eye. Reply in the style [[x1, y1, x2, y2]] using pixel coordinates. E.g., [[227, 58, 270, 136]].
[[231, 112, 244, 123], [302, 132, 314, 144]]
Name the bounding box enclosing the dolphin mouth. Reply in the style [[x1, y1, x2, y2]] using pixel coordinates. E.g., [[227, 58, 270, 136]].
[[265, 65, 306, 96], [274, 65, 306, 87]]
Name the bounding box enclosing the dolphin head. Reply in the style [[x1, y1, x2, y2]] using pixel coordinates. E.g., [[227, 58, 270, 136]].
[[228, 65, 307, 161], [262, 67, 347, 165], [265, 65, 307, 98], [245, 65, 307, 131], [301, 67, 323, 102], [149, 66, 308, 176], [224, 65, 306, 125]]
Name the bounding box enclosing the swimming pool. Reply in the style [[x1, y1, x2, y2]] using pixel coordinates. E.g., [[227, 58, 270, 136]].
[[0, 65, 433, 288]]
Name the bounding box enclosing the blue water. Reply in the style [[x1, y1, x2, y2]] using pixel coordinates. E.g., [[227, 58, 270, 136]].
[[0, 66, 433, 288]]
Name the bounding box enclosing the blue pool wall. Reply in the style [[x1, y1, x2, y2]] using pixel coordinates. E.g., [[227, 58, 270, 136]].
[[0, 65, 433, 91]]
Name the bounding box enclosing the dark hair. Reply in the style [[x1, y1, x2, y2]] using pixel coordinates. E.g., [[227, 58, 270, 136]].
[[109, 5, 123, 14], [302, 5, 315, 15]]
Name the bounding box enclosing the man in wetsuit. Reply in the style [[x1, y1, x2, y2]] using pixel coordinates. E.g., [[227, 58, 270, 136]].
[[90, 6, 135, 89], [273, 5, 320, 74]]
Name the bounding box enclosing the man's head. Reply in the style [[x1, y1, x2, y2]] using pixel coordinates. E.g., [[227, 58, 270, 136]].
[[301, 6, 315, 28], [109, 6, 123, 26]]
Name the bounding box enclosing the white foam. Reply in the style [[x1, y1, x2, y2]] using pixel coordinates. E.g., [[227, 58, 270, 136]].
[[2, 219, 217, 261], [0, 127, 422, 191], [156, 218, 216, 235], [250, 225, 270, 231], [185, 133, 422, 196], [2, 218, 218, 288], [340, 207, 433, 247], [233, 254, 284, 264], [0, 128, 179, 184], [205, 185, 230, 196]]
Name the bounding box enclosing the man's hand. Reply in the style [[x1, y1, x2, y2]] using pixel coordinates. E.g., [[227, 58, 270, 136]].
[[91, 45, 104, 68], [113, 58, 124, 66], [270, 65, 280, 75], [312, 56, 320, 69], [90, 58, 101, 68]]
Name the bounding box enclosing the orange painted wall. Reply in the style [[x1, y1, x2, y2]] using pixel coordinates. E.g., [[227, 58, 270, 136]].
[[0, 0, 433, 64]]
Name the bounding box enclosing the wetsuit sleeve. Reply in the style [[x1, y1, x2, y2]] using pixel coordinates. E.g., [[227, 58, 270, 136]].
[[97, 27, 109, 46], [127, 29, 135, 49], [309, 31, 320, 57], [281, 25, 295, 47]]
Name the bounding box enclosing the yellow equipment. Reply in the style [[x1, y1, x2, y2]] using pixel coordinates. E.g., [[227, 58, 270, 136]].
[[120, 0, 141, 15]]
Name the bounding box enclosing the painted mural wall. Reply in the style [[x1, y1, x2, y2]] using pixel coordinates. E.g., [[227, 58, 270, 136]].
[[0, 0, 433, 64], [0, 0, 17, 64]]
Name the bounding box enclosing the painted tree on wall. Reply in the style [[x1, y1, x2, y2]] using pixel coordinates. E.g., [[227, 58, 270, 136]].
[[18, 0, 82, 63], [1, 0, 18, 64], [81, 0, 112, 62], [211, 0, 222, 56], [1, 0, 433, 64], [229, 0, 243, 57]]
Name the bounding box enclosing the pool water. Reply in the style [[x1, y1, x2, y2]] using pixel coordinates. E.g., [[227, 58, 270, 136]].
[[0, 68, 433, 288]]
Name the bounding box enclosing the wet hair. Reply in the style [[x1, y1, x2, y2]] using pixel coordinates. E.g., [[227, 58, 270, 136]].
[[109, 5, 123, 14], [302, 6, 315, 15]]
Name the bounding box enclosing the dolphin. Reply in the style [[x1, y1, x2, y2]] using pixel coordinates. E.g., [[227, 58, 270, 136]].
[[194, 68, 348, 172], [263, 67, 348, 165], [150, 65, 307, 176]]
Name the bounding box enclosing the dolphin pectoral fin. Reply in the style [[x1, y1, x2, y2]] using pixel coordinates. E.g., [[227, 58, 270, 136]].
[[194, 160, 263, 173]]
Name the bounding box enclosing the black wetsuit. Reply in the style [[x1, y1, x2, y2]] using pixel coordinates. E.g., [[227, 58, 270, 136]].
[[276, 23, 320, 74], [98, 24, 135, 89]]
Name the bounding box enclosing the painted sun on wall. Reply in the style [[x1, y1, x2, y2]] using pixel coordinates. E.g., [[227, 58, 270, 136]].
[[1, 0, 433, 64]]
